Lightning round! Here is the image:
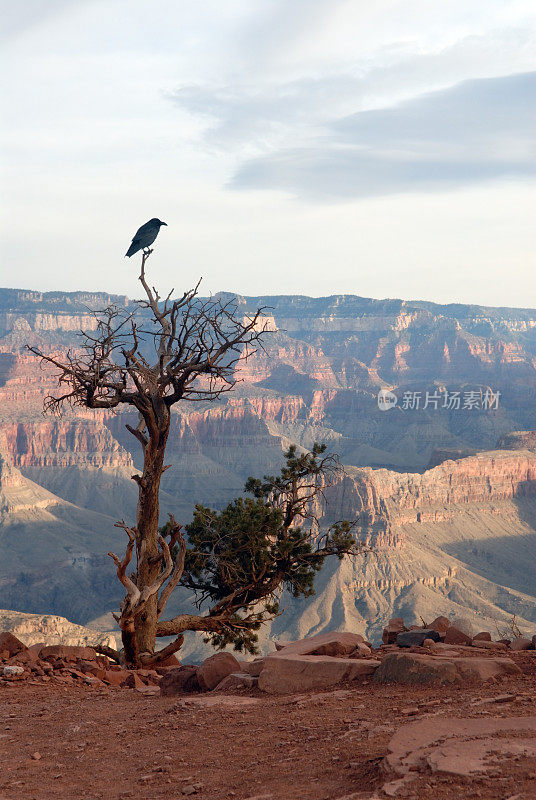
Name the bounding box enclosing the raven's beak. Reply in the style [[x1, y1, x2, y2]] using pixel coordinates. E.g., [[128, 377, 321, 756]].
[[161, 222, 168, 226]]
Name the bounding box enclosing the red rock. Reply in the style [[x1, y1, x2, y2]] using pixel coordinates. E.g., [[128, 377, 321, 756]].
[[258, 653, 381, 694], [135, 685, 160, 696], [123, 672, 146, 689], [473, 631, 492, 641], [137, 668, 160, 684], [40, 645, 96, 662], [385, 715, 536, 780], [156, 665, 181, 676], [160, 666, 200, 696], [382, 618, 407, 644], [444, 626, 472, 646], [275, 631, 366, 658], [102, 669, 129, 686], [0, 632, 28, 657], [240, 659, 265, 677], [155, 653, 181, 668], [510, 637, 532, 651], [349, 643, 372, 658], [373, 652, 521, 686], [472, 640, 508, 651], [197, 652, 242, 691], [429, 616, 451, 633]]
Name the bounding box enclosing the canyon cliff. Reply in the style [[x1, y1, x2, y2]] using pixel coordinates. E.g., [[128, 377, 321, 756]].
[[1, 286, 536, 654]]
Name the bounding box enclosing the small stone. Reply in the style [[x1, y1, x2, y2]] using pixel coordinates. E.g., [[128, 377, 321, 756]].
[[213, 672, 256, 691], [182, 784, 201, 795], [31, 752, 42, 760], [3, 665, 24, 676]]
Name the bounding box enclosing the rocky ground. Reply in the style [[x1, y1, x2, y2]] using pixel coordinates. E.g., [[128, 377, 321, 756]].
[[2, 619, 536, 799], [1, 662, 536, 800]]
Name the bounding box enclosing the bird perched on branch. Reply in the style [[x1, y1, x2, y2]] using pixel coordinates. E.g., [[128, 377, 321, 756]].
[[124, 218, 167, 257]]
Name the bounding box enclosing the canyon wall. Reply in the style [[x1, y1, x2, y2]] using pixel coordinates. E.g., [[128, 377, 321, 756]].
[[1, 286, 536, 652]]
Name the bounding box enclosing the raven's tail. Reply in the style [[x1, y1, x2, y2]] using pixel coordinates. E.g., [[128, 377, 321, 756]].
[[125, 242, 139, 258]]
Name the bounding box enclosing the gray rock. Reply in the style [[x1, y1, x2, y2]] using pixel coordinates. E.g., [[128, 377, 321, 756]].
[[450, 616, 474, 637], [3, 665, 24, 676], [396, 629, 440, 648]]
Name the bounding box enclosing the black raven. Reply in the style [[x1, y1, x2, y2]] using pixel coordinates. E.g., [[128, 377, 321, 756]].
[[125, 218, 167, 257]]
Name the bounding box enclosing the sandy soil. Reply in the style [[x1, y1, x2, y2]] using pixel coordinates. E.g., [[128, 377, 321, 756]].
[[1, 653, 536, 800]]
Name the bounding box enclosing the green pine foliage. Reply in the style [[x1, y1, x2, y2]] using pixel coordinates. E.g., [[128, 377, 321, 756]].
[[165, 443, 361, 654]]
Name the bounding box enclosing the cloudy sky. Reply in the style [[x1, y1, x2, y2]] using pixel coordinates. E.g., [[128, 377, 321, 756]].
[[1, 1, 535, 306]]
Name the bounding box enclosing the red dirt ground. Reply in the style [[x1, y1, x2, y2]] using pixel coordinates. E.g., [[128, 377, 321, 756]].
[[1, 653, 536, 800]]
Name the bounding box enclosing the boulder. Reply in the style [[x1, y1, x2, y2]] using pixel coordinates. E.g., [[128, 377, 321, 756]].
[[510, 638, 532, 651], [473, 631, 492, 642], [373, 652, 521, 686], [382, 618, 406, 645], [472, 640, 508, 651], [40, 645, 96, 662], [258, 653, 380, 694], [385, 716, 536, 779], [274, 631, 365, 658], [396, 629, 440, 648], [0, 632, 28, 657], [197, 652, 242, 691], [241, 659, 265, 677], [102, 669, 129, 686], [160, 666, 200, 696], [123, 672, 147, 689], [6, 649, 38, 666], [533, 634, 536, 649], [349, 643, 372, 658], [444, 626, 472, 646], [450, 617, 474, 638], [429, 616, 451, 634]]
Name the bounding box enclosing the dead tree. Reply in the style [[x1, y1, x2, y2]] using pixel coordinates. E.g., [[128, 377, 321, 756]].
[[28, 250, 266, 667]]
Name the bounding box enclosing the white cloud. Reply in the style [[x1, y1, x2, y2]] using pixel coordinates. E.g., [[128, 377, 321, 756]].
[[0, 0, 535, 306], [231, 72, 536, 198]]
